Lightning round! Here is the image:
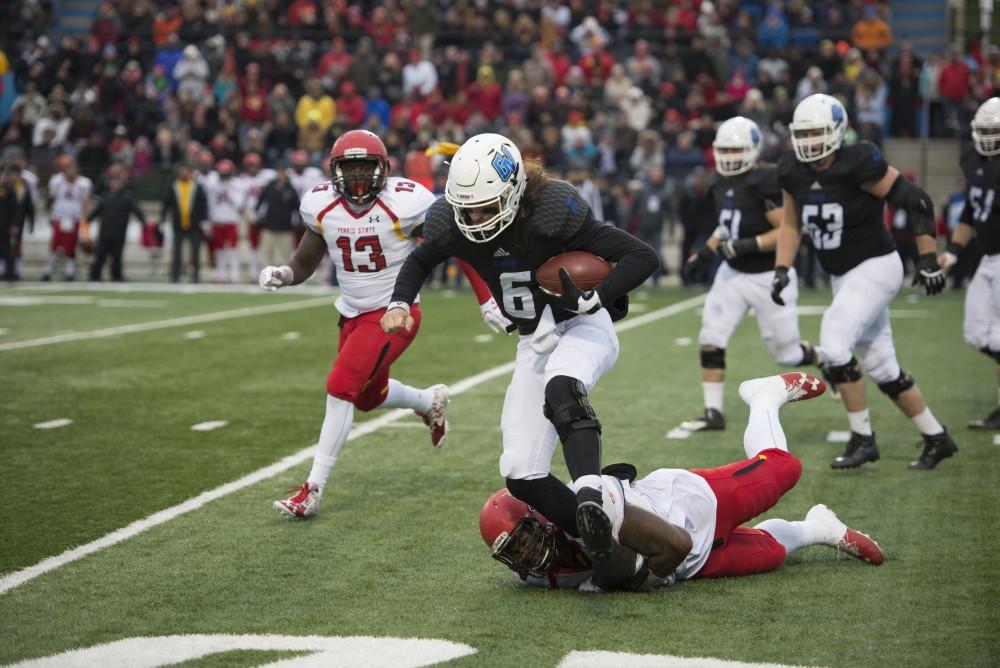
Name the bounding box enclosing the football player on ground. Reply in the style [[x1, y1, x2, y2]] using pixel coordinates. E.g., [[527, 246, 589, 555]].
[[382, 133, 659, 554], [262, 130, 491, 519], [42, 155, 92, 281], [480, 372, 884, 591], [772, 94, 957, 470], [680, 117, 818, 433], [939, 97, 1000, 429]]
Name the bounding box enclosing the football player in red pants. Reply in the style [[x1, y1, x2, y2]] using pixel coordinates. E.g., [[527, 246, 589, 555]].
[[480, 372, 885, 591]]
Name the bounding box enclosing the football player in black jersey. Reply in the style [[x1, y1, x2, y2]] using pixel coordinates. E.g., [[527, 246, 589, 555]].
[[772, 94, 957, 470], [382, 133, 659, 584], [940, 97, 1000, 429], [680, 117, 818, 433]]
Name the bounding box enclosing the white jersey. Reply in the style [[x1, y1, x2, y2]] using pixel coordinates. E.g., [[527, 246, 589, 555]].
[[236, 169, 276, 212], [287, 166, 326, 200], [47, 173, 93, 229], [204, 176, 246, 223], [299, 176, 436, 317]]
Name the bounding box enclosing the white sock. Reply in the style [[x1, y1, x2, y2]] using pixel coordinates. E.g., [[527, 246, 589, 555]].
[[755, 519, 818, 555], [743, 404, 787, 457], [911, 407, 944, 436], [306, 395, 354, 491], [44, 253, 56, 274], [64, 258, 75, 277], [703, 382, 724, 412], [847, 408, 873, 436], [381, 379, 433, 412], [229, 249, 240, 283], [575, 473, 602, 491]]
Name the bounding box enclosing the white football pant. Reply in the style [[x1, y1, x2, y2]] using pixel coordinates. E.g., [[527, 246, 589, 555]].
[[964, 253, 1000, 353]]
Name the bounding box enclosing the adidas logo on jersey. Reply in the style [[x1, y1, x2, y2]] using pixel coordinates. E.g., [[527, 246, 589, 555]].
[[493, 247, 511, 257], [810, 181, 822, 190]]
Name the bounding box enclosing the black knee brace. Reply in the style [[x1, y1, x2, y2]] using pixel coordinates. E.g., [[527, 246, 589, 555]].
[[826, 357, 863, 384], [799, 342, 818, 366], [878, 370, 915, 400], [543, 376, 602, 442], [981, 347, 1000, 364], [700, 347, 726, 369]]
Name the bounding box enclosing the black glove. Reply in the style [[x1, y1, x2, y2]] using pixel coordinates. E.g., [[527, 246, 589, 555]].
[[719, 237, 758, 260], [913, 252, 946, 296], [683, 246, 714, 280], [771, 265, 790, 305], [545, 267, 602, 314]]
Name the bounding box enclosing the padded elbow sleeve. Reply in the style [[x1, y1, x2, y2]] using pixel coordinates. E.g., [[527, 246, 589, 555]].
[[886, 177, 935, 236]]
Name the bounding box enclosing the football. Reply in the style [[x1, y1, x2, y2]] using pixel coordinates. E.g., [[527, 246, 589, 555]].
[[536, 251, 613, 295]]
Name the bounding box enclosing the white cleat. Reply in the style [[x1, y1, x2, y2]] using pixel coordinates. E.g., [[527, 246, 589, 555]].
[[738, 372, 826, 407], [273, 482, 321, 519], [806, 503, 884, 565], [417, 384, 449, 447]]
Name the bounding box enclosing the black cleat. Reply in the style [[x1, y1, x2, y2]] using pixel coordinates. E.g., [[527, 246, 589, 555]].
[[576, 498, 615, 563], [679, 408, 725, 432], [968, 406, 1000, 430], [831, 432, 880, 469], [909, 429, 958, 470]]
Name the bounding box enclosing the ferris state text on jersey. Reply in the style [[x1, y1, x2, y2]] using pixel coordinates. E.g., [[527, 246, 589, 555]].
[[300, 176, 436, 318], [778, 141, 895, 276], [960, 148, 1000, 255], [420, 179, 625, 334], [712, 163, 781, 274]]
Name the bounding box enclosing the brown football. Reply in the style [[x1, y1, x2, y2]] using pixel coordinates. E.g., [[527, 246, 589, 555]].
[[536, 251, 613, 295]]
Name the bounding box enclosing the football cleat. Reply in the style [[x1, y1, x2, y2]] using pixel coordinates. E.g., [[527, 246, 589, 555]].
[[575, 496, 616, 563], [805, 504, 884, 565], [737, 372, 826, 407], [417, 384, 449, 447], [909, 429, 958, 470], [680, 408, 725, 432], [968, 405, 1000, 430], [273, 481, 321, 519], [831, 432, 880, 469]]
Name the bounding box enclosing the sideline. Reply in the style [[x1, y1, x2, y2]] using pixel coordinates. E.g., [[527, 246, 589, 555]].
[[0, 294, 705, 595], [0, 296, 335, 352]]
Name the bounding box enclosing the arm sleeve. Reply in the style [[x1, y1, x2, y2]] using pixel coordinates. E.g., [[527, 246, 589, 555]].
[[389, 242, 450, 305], [565, 220, 660, 305], [456, 258, 493, 304]]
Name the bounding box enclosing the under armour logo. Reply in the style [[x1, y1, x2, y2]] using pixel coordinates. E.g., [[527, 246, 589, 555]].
[[368, 215, 380, 223], [802, 373, 820, 391]]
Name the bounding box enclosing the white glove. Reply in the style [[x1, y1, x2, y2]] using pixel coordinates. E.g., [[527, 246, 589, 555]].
[[938, 251, 958, 272], [480, 297, 514, 334], [259, 265, 294, 291]]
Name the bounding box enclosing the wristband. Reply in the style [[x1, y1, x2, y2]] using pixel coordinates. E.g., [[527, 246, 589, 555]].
[[386, 301, 411, 314], [945, 241, 965, 256]]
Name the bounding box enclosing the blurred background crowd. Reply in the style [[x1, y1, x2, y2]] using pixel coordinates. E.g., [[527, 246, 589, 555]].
[[0, 0, 994, 284]]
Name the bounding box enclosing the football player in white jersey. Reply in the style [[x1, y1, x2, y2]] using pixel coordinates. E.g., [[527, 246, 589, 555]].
[[43, 155, 93, 281], [480, 372, 885, 591], [237, 152, 275, 281], [204, 158, 246, 283], [261, 130, 480, 519]]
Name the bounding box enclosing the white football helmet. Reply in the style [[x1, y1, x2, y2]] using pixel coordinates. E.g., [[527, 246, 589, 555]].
[[713, 116, 763, 176], [789, 94, 848, 163], [972, 97, 1000, 157], [445, 133, 527, 243]]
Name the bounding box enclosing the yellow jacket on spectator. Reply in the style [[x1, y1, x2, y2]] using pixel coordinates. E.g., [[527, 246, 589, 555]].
[[296, 94, 336, 134]]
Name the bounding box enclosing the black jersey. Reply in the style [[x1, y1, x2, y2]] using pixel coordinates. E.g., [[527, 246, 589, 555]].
[[712, 164, 780, 274], [778, 142, 896, 276], [391, 179, 659, 334], [959, 148, 1000, 255]]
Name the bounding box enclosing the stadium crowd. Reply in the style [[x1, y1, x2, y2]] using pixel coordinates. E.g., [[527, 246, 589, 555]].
[[0, 0, 994, 282]]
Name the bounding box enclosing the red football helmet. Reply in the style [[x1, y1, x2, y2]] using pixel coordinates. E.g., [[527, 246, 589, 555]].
[[479, 488, 592, 583], [329, 129, 388, 206]]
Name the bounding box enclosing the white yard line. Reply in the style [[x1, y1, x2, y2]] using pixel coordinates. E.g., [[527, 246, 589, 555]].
[[0, 296, 334, 353], [0, 293, 704, 595]]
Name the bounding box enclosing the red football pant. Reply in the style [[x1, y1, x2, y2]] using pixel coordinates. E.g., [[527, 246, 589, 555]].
[[248, 224, 261, 249], [691, 448, 802, 578], [49, 220, 79, 257], [326, 305, 422, 411], [211, 223, 239, 250]]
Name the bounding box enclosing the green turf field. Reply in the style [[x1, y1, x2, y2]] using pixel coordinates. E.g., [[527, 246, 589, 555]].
[[0, 283, 996, 667]]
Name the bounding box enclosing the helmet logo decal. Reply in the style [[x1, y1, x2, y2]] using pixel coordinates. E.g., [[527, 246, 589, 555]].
[[831, 104, 844, 124], [491, 146, 518, 182], [750, 127, 761, 145]]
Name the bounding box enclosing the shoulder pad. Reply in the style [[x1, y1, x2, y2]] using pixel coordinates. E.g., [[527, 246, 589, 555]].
[[843, 141, 888, 185], [750, 164, 781, 199], [528, 180, 592, 240], [381, 178, 436, 220], [776, 151, 798, 182], [299, 182, 338, 217], [422, 197, 460, 247]]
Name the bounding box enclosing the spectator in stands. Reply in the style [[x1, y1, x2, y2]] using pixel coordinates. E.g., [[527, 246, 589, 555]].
[[174, 45, 209, 100], [629, 129, 665, 181], [32, 103, 71, 149], [90, 2, 121, 49], [162, 162, 208, 284], [632, 164, 672, 283], [621, 87, 654, 133], [296, 78, 335, 138], [466, 65, 503, 121], [851, 6, 893, 53], [939, 47, 971, 136], [402, 48, 438, 98], [855, 68, 888, 145], [153, 33, 184, 90], [795, 67, 827, 104], [757, 8, 789, 51], [346, 38, 379, 94], [317, 36, 351, 87]]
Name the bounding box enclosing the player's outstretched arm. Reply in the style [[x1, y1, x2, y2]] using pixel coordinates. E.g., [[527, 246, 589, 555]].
[[383, 242, 450, 333], [259, 228, 326, 290], [619, 504, 693, 579], [772, 191, 801, 305]]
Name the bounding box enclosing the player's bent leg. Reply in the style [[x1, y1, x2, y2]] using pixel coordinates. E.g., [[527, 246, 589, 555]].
[[691, 448, 802, 540], [693, 526, 787, 579], [680, 347, 727, 432], [505, 474, 579, 538]]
